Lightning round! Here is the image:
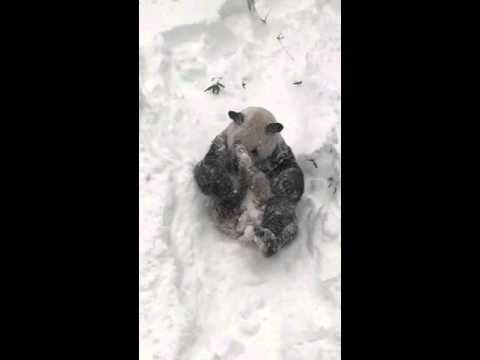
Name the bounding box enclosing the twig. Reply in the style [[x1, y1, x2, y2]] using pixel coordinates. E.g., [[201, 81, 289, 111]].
[[305, 159, 318, 168], [204, 81, 225, 95], [260, 9, 271, 24], [276, 33, 295, 61]]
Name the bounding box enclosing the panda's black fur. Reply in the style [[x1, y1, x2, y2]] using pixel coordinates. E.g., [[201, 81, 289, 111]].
[[194, 108, 304, 257]]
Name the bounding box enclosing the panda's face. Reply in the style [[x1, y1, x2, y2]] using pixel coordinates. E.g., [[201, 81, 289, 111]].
[[223, 107, 284, 162]]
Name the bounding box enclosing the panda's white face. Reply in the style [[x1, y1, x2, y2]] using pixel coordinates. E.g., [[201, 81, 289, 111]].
[[222, 107, 284, 162]]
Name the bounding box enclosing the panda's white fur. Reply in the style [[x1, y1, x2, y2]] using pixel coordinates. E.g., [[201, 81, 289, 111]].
[[218, 107, 284, 242], [233, 144, 272, 242], [221, 107, 284, 162]]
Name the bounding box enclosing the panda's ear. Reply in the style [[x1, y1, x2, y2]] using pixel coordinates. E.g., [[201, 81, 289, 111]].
[[265, 122, 283, 134], [228, 111, 244, 125]]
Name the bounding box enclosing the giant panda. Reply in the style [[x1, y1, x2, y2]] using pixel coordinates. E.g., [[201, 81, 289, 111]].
[[194, 107, 304, 257]]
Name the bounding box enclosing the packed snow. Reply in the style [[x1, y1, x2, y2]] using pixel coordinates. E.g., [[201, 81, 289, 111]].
[[139, 1, 341, 359]]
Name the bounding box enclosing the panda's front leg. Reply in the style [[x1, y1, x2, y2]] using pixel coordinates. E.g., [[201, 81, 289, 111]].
[[194, 136, 247, 210]]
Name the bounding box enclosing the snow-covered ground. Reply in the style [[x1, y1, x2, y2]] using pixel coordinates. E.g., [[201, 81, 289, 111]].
[[139, 1, 341, 359]]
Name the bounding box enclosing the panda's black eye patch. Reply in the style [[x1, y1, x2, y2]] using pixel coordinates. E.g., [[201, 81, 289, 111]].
[[251, 148, 258, 156]]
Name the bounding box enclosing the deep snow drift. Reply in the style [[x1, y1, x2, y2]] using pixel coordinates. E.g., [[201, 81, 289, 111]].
[[139, 1, 341, 359]]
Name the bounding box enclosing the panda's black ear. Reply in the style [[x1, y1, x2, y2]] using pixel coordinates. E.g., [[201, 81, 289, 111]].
[[265, 122, 283, 134], [228, 111, 244, 125]]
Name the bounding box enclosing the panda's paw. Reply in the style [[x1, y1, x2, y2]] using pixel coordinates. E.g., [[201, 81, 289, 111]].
[[238, 225, 255, 243], [234, 144, 255, 177], [253, 226, 279, 257], [236, 210, 249, 234], [212, 135, 227, 152], [234, 144, 251, 164]]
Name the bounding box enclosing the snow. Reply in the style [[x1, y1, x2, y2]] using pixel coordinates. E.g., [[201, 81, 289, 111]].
[[139, 1, 341, 359]]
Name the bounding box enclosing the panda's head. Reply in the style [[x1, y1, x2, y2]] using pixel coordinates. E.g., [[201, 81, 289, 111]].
[[223, 107, 284, 162]]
